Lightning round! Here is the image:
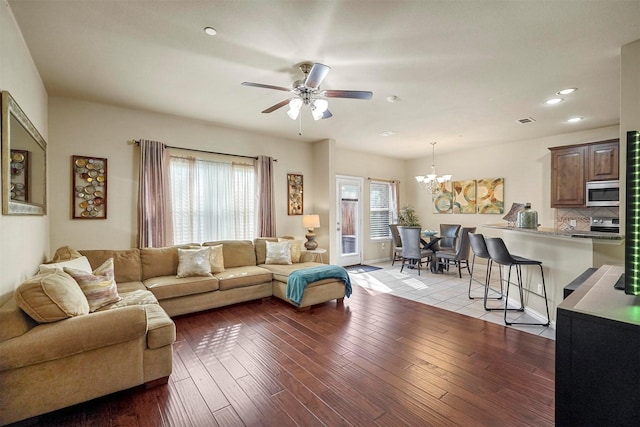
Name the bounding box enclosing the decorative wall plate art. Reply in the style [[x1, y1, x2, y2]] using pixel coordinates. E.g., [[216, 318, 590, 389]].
[[72, 155, 107, 219], [9, 149, 29, 201], [432, 181, 453, 214], [452, 179, 476, 214], [287, 173, 303, 215], [476, 177, 504, 214]]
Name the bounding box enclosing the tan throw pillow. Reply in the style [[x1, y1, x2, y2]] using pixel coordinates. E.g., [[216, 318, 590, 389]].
[[279, 238, 303, 263], [65, 258, 121, 312], [15, 270, 90, 323], [51, 246, 83, 262], [38, 256, 93, 275], [177, 247, 213, 278], [208, 244, 225, 273], [265, 240, 292, 265]]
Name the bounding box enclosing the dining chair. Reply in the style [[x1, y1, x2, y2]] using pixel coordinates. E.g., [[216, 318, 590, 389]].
[[389, 224, 403, 266], [435, 227, 475, 278], [398, 226, 432, 275], [438, 224, 461, 252]]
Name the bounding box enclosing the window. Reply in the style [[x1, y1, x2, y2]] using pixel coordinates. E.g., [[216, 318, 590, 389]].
[[169, 157, 255, 244], [370, 181, 393, 239]]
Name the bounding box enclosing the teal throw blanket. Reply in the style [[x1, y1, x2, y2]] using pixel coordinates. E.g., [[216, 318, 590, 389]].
[[286, 265, 352, 306]]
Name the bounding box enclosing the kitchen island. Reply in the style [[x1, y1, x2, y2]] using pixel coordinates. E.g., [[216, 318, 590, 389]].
[[480, 223, 624, 325]]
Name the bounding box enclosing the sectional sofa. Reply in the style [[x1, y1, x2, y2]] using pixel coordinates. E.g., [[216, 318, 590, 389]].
[[0, 238, 350, 425]]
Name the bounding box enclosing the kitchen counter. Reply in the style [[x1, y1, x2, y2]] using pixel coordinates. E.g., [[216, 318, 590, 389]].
[[482, 223, 623, 240]]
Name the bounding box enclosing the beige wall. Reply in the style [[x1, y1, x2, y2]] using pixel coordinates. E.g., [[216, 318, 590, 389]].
[[47, 96, 320, 251], [406, 125, 620, 231], [0, 1, 49, 302], [334, 148, 406, 263]]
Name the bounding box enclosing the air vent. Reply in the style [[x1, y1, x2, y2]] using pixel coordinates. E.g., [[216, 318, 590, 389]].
[[517, 117, 536, 124]]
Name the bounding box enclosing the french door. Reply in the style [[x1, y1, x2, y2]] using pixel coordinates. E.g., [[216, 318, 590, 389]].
[[336, 176, 363, 266]]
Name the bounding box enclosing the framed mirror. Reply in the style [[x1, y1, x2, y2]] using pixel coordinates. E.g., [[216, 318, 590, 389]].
[[1, 91, 47, 215]]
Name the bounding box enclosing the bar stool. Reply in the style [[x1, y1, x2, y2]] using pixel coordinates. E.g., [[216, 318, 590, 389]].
[[484, 237, 550, 326], [467, 233, 504, 310]]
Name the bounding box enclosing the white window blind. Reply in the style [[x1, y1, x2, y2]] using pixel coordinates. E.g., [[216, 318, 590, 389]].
[[169, 157, 256, 244], [370, 181, 392, 239]]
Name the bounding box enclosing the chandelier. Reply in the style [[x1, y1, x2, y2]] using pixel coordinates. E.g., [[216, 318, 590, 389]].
[[415, 141, 452, 194]]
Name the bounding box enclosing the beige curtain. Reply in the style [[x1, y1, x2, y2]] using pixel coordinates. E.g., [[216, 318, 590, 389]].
[[390, 180, 399, 222], [138, 139, 173, 248], [256, 155, 276, 237]]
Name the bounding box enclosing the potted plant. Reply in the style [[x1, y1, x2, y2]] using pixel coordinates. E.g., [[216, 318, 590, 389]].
[[398, 204, 421, 227]]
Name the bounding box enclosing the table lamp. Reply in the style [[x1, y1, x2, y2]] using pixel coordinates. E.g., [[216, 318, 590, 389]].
[[302, 214, 320, 250]]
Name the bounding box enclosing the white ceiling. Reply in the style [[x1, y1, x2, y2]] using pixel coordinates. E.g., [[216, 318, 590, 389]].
[[8, 0, 640, 159]]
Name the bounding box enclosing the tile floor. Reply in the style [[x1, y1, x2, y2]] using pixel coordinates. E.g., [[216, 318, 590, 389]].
[[348, 260, 556, 340]]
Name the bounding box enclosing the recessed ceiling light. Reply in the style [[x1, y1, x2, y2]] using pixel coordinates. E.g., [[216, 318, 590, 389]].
[[557, 88, 577, 95], [386, 95, 400, 103], [204, 27, 217, 36], [567, 116, 584, 123], [545, 98, 564, 105]]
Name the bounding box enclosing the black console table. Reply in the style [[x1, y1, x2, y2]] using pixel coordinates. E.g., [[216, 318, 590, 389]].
[[556, 265, 640, 426]]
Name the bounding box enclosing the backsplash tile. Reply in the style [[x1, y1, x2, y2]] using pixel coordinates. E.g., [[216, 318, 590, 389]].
[[556, 207, 619, 231]]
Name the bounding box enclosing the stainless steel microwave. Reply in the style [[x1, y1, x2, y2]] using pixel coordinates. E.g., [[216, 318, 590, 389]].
[[586, 180, 619, 207]]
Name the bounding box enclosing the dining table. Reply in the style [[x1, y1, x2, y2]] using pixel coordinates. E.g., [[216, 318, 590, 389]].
[[420, 235, 442, 273]]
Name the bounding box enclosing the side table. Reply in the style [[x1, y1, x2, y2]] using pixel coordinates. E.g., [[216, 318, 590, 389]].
[[304, 248, 327, 263]]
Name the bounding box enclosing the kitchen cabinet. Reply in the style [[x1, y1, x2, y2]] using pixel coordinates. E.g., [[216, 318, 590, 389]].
[[550, 145, 587, 207], [588, 140, 619, 181], [549, 139, 619, 207]]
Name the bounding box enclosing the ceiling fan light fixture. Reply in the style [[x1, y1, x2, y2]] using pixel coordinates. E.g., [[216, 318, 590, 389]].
[[313, 99, 328, 113], [287, 108, 300, 120], [311, 99, 329, 120], [287, 98, 303, 120]]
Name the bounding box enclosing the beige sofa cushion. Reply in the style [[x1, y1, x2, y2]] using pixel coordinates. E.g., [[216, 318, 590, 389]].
[[143, 275, 219, 300], [0, 298, 36, 342], [214, 266, 273, 291], [203, 240, 256, 268], [260, 262, 326, 283], [140, 247, 180, 280], [51, 245, 83, 262], [80, 249, 142, 283], [253, 238, 279, 265], [14, 270, 90, 323], [144, 303, 176, 349]]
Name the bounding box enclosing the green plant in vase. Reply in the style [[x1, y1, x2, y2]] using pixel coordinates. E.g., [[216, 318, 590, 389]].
[[398, 204, 421, 227]]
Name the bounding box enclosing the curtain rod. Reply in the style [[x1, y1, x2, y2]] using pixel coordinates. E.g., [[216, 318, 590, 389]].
[[129, 139, 277, 162], [368, 177, 400, 183]]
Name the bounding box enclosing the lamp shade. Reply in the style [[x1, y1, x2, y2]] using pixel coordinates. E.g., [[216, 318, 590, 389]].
[[302, 214, 320, 229]]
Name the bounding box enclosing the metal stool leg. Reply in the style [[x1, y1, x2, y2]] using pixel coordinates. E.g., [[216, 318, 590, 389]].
[[504, 262, 550, 326]]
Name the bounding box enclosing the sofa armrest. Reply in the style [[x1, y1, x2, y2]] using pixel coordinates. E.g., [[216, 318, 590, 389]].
[[0, 305, 147, 372]]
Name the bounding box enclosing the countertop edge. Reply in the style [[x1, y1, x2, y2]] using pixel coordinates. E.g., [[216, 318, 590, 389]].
[[482, 223, 624, 240]]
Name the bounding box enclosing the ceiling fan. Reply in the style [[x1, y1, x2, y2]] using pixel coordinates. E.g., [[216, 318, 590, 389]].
[[241, 63, 373, 121]]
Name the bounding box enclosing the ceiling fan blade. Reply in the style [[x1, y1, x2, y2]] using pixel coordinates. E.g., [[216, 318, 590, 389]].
[[304, 63, 331, 89], [261, 98, 291, 113], [321, 110, 333, 120], [242, 82, 291, 92], [322, 90, 373, 100]]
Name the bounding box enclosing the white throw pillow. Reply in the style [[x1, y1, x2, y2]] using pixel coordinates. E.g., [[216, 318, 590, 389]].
[[208, 244, 225, 273], [279, 238, 303, 263], [65, 258, 121, 312], [177, 247, 213, 278], [38, 256, 93, 275], [265, 241, 292, 265]]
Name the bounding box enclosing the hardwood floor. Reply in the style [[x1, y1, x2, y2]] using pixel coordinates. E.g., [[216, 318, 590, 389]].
[[12, 285, 555, 426]]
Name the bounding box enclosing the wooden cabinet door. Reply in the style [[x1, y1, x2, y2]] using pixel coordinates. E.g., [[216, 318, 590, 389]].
[[588, 141, 619, 181], [551, 146, 586, 207]]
